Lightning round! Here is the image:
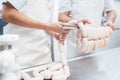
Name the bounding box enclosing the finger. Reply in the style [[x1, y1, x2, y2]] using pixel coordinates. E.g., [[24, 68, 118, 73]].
[[59, 38, 64, 41], [107, 23, 115, 31], [62, 30, 70, 34], [103, 23, 107, 27], [68, 20, 78, 25], [111, 25, 116, 31], [60, 40, 65, 45], [80, 19, 91, 24], [58, 35, 66, 41]]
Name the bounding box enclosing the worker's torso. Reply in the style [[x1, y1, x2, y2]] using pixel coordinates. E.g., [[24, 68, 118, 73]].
[[4, 0, 57, 69], [70, 0, 105, 26], [67, 0, 105, 56]]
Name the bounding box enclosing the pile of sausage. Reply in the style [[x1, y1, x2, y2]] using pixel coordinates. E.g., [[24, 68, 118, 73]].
[[76, 22, 113, 54], [18, 63, 70, 80]]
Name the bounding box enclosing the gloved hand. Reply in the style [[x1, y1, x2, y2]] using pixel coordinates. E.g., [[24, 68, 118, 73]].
[[67, 20, 79, 25], [78, 18, 91, 25], [47, 22, 70, 34], [103, 20, 116, 31]]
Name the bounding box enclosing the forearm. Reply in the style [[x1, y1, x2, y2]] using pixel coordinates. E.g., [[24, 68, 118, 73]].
[[59, 12, 72, 22], [106, 10, 117, 23], [2, 3, 49, 30]]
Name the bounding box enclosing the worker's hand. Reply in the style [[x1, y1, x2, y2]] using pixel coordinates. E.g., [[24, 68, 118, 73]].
[[47, 22, 70, 35], [46, 31, 59, 40], [67, 20, 79, 25], [57, 34, 67, 45], [67, 19, 91, 25], [47, 22, 70, 44], [47, 31, 67, 45], [103, 20, 116, 31], [79, 19, 91, 25]]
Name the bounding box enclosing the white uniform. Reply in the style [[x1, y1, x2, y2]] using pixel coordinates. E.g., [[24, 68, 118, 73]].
[[59, 0, 114, 26], [3, 0, 58, 69], [59, 0, 115, 80], [59, 0, 115, 57]]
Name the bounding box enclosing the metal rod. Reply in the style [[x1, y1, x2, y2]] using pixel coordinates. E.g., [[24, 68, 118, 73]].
[[62, 24, 120, 31], [62, 24, 79, 29], [115, 27, 120, 30], [51, 37, 55, 62]]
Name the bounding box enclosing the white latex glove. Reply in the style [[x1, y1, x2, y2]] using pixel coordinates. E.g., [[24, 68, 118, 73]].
[[103, 20, 116, 31], [68, 20, 78, 25]]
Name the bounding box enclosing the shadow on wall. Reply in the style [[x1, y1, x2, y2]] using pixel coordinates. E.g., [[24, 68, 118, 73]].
[[0, 19, 7, 35]]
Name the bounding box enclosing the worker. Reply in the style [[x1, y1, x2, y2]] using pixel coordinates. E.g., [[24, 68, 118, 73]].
[[1, 0, 69, 69], [59, 0, 117, 80]]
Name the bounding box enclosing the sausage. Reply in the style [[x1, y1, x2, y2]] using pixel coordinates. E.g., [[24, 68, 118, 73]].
[[20, 72, 31, 80], [52, 74, 66, 80], [40, 70, 52, 79], [63, 65, 70, 78], [81, 38, 88, 53], [52, 68, 64, 76], [48, 63, 63, 71]]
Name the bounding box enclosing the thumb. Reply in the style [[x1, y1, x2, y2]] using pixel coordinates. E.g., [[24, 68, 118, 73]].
[[81, 19, 91, 24], [68, 20, 78, 25]]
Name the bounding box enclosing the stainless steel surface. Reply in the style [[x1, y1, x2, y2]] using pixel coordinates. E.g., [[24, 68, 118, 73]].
[[19, 47, 120, 80], [68, 57, 108, 80], [67, 47, 120, 80]]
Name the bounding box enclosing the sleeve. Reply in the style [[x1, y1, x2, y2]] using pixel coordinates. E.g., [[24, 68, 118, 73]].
[[104, 0, 115, 12], [3, 0, 26, 11], [59, 0, 71, 13]]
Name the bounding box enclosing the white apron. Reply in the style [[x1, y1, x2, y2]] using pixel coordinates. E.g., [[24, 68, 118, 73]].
[[4, 0, 57, 69]]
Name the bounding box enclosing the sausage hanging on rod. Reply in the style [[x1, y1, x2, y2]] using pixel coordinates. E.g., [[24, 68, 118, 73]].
[[76, 22, 113, 54]]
